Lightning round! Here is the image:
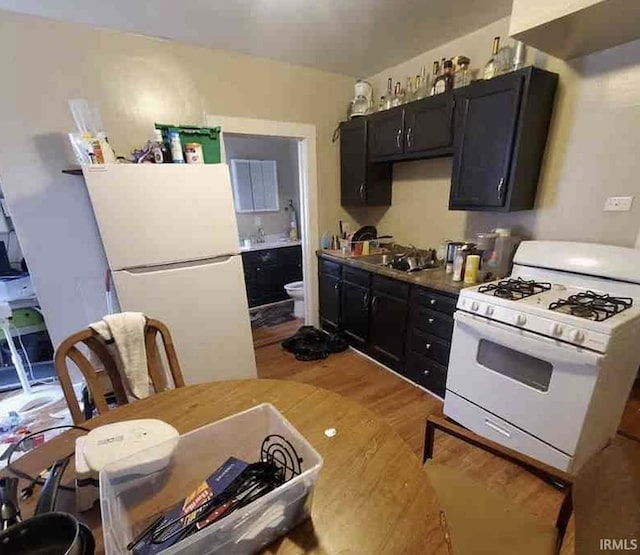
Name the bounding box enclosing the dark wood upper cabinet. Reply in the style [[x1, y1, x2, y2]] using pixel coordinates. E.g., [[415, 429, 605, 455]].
[[367, 108, 404, 161], [367, 94, 454, 163], [338, 66, 558, 211], [450, 67, 558, 211], [403, 92, 455, 157], [340, 118, 391, 207]]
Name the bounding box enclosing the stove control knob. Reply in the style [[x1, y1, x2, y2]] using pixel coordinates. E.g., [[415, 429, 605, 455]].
[[485, 305, 495, 316], [514, 313, 527, 326], [569, 329, 585, 343], [550, 323, 563, 337], [470, 301, 480, 312]]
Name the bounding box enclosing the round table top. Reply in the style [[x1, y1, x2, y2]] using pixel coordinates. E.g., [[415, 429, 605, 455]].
[[8, 379, 447, 554]]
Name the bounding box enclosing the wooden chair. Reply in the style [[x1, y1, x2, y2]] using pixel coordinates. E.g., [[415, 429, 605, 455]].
[[54, 318, 185, 424], [423, 415, 574, 555]]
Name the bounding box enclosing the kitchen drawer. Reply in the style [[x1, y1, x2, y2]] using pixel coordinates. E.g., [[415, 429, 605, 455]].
[[343, 266, 370, 287], [444, 391, 572, 471], [372, 274, 410, 300], [412, 287, 457, 316], [319, 258, 342, 277], [408, 328, 450, 366], [405, 350, 447, 397], [410, 306, 453, 341]]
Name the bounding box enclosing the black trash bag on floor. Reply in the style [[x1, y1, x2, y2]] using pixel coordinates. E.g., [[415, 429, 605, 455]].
[[281, 326, 348, 361]]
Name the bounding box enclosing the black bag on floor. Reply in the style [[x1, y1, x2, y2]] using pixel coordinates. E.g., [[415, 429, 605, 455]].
[[281, 326, 348, 361]]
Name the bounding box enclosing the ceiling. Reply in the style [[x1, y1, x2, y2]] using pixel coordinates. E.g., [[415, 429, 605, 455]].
[[0, 0, 512, 76]]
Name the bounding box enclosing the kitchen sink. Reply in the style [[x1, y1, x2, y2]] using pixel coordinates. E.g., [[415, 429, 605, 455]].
[[358, 253, 443, 273]]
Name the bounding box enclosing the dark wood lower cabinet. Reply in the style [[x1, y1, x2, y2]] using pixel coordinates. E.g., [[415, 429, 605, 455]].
[[318, 256, 458, 397], [319, 272, 341, 331], [341, 281, 370, 347], [405, 351, 447, 397], [242, 246, 302, 308], [369, 293, 408, 370]]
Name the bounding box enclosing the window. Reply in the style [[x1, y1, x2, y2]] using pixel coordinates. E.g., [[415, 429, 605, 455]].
[[230, 159, 279, 213], [476, 339, 553, 392]]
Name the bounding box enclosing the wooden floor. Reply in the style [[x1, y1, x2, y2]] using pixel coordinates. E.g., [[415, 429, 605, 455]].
[[256, 344, 640, 555], [252, 317, 303, 349]]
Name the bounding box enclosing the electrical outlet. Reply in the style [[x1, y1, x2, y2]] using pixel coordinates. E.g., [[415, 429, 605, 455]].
[[254, 216, 262, 226], [604, 196, 633, 212]]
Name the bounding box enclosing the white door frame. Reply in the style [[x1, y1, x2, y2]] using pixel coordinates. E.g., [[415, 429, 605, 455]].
[[206, 115, 319, 327]]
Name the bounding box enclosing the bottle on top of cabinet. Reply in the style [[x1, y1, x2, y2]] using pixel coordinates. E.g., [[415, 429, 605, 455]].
[[384, 78, 394, 110], [432, 60, 454, 95], [483, 37, 501, 80], [391, 82, 403, 107], [429, 61, 441, 95], [454, 56, 471, 88]]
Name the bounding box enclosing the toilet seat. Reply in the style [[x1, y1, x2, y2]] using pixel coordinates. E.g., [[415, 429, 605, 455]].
[[284, 281, 304, 291]]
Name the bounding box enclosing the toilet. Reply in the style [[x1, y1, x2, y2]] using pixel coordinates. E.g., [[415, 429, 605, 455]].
[[284, 281, 305, 318]]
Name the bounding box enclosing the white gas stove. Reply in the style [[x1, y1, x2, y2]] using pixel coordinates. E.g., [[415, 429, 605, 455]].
[[444, 241, 640, 473]]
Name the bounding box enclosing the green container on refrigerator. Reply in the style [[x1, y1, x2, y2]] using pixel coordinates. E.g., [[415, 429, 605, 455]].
[[155, 124, 222, 164]]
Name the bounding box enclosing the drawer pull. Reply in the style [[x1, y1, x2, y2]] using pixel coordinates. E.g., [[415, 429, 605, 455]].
[[484, 419, 511, 438], [427, 318, 434, 324], [425, 343, 432, 350], [423, 369, 431, 376], [429, 299, 436, 305]]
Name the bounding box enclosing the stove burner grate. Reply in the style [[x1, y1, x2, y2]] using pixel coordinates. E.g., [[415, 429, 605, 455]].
[[549, 291, 633, 322], [478, 277, 552, 300]]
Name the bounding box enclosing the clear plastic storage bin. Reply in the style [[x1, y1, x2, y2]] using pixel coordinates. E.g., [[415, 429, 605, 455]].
[[99, 404, 323, 554]]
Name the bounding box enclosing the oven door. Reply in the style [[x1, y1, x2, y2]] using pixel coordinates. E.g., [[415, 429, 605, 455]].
[[446, 311, 603, 454]]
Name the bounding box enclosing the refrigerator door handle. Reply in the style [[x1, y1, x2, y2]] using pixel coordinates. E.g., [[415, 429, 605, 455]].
[[121, 255, 237, 274]]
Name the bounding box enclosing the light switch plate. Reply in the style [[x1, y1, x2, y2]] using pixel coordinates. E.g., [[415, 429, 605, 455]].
[[604, 196, 633, 211]]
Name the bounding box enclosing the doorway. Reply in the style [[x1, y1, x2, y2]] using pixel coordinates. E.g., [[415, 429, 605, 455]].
[[207, 115, 319, 349]]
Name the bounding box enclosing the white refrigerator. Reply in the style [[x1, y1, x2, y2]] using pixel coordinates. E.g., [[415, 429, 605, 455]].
[[83, 163, 257, 384]]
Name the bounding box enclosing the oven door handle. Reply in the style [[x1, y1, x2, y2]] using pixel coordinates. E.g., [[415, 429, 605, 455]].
[[454, 311, 604, 367]]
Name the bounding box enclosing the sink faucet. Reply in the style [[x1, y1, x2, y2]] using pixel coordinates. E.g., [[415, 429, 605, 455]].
[[256, 226, 266, 243]]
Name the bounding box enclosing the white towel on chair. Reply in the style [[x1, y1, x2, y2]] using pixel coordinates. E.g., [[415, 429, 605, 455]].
[[89, 312, 151, 399]]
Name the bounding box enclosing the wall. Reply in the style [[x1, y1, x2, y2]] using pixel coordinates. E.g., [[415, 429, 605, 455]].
[[223, 135, 300, 241], [0, 9, 353, 346], [363, 17, 640, 249]]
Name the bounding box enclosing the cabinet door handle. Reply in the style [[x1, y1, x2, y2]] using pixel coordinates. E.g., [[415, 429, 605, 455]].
[[423, 369, 431, 376], [406, 127, 413, 148], [497, 177, 505, 200], [358, 182, 366, 201], [429, 298, 436, 305], [372, 296, 379, 313], [427, 318, 434, 324], [334, 282, 340, 291], [363, 292, 369, 309], [396, 128, 402, 149], [425, 343, 432, 350]]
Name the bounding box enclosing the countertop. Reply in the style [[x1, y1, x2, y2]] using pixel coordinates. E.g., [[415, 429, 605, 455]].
[[240, 240, 301, 253], [317, 250, 474, 296]]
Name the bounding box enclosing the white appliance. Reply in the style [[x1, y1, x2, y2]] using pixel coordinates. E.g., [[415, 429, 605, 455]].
[[75, 419, 178, 511], [84, 164, 257, 384], [444, 241, 640, 473]]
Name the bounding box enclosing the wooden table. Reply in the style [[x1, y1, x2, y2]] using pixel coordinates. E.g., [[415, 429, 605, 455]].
[[6, 379, 447, 554]]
